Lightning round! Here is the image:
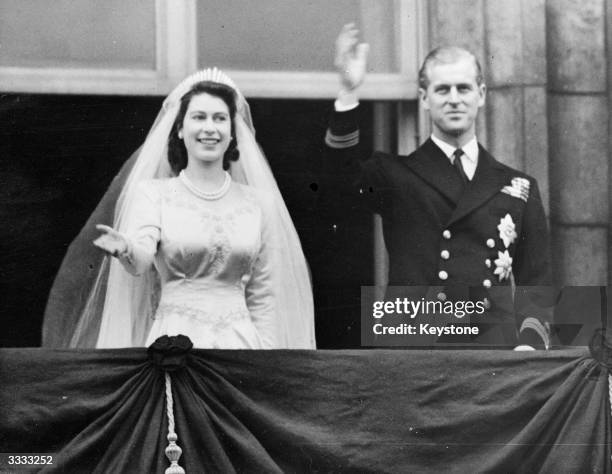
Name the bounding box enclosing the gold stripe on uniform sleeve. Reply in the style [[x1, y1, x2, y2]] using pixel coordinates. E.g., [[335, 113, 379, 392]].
[[325, 129, 360, 149], [520, 317, 550, 349]]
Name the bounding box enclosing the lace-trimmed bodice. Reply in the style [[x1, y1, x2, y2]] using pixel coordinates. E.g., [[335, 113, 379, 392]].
[[123, 177, 276, 349]]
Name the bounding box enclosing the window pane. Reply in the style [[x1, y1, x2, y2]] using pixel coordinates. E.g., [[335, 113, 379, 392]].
[[196, 0, 399, 73], [0, 0, 156, 69]]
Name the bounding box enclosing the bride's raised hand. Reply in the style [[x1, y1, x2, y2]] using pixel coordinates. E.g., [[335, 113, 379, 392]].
[[93, 224, 129, 258]]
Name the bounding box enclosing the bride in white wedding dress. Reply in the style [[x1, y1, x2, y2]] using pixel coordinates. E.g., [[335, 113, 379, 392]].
[[44, 69, 316, 350]]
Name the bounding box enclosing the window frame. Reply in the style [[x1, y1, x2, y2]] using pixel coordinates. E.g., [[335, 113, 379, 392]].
[[0, 0, 426, 100]]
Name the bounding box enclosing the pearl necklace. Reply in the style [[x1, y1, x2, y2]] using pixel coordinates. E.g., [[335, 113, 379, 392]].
[[179, 170, 231, 200]]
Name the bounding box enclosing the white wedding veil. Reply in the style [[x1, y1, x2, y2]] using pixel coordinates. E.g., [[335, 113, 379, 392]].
[[43, 68, 316, 349]]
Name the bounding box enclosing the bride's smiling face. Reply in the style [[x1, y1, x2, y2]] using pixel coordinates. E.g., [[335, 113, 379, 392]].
[[180, 92, 232, 166]]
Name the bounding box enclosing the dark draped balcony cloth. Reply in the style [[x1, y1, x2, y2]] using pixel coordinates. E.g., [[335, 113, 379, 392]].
[[0, 347, 610, 473]]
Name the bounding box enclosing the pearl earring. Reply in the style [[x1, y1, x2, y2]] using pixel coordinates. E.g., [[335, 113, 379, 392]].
[[178, 131, 183, 139]]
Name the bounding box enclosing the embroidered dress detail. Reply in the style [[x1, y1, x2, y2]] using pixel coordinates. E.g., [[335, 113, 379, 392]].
[[209, 228, 232, 275], [132, 177, 270, 349], [156, 302, 249, 328]]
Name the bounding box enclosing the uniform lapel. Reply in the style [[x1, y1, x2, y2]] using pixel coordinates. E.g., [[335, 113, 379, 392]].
[[402, 139, 465, 205], [446, 145, 509, 226]]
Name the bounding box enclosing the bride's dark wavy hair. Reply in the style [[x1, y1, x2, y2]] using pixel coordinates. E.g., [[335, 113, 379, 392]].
[[167, 81, 240, 174]]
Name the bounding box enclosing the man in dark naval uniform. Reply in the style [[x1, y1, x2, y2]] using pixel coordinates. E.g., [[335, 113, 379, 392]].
[[325, 24, 552, 349]]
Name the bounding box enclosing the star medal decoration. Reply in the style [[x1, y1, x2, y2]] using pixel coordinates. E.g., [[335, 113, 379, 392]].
[[494, 250, 513, 281], [497, 214, 517, 249]]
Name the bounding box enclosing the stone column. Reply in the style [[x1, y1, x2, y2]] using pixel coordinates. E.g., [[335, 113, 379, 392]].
[[607, 0, 612, 292], [428, 0, 488, 145], [483, 0, 549, 213], [547, 0, 608, 286]]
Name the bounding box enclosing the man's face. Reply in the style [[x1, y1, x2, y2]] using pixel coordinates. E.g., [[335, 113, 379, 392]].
[[419, 57, 486, 144]]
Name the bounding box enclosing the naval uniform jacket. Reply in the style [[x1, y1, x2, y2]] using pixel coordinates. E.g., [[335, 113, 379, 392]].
[[325, 106, 552, 348]]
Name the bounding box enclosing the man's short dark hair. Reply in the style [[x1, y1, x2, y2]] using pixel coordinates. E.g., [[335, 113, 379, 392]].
[[418, 46, 484, 89]]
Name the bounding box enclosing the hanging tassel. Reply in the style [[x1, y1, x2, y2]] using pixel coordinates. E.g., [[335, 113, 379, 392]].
[[164, 372, 185, 474]]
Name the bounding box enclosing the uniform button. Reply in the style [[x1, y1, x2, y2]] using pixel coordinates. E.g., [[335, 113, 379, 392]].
[[486, 238, 495, 248], [438, 270, 448, 280], [440, 250, 450, 260], [442, 230, 452, 239], [482, 298, 491, 310], [483, 279, 492, 288], [485, 259, 491, 268], [437, 292, 447, 302]]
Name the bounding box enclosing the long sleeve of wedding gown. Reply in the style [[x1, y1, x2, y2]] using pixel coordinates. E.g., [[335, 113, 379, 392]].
[[244, 193, 277, 349], [118, 181, 161, 276]]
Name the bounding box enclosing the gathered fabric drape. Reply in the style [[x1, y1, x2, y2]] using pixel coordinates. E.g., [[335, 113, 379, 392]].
[[0, 346, 610, 473]]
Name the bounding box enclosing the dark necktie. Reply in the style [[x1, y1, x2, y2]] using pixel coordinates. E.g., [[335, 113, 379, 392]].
[[452, 148, 468, 186]]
